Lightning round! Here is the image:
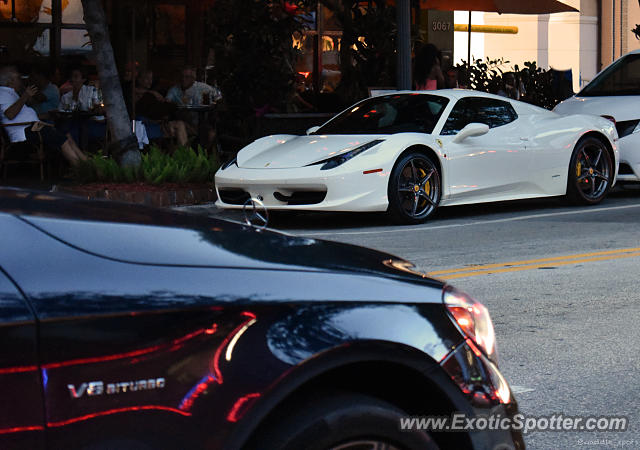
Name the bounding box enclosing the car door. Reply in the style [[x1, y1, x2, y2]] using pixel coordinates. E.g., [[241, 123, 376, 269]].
[[439, 97, 531, 202], [0, 268, 45, 450]]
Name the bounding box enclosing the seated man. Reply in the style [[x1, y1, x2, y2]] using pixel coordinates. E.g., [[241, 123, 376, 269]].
[[0, 66, 87, 166], [28, 66, 60, 120], [166, 66, 221, 149], [136, 70, 188, 147], [165, 66, 221, 107]]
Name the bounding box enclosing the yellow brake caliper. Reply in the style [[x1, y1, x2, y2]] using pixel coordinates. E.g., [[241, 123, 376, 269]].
[[419, 168, 430, 206], [421, 168, 431, 195]]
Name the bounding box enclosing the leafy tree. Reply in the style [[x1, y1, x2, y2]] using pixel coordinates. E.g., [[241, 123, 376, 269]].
[[207, 0, 312, 116], [206, 1, 314, 151], [321, 0, 398, 105]]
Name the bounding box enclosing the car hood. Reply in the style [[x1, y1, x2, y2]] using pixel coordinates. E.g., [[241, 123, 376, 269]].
[[2, 188, 441, 288], [237, 134, 386, 169], [554, 95, 640, 121]]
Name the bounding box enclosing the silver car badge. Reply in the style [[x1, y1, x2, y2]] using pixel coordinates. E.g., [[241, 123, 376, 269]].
[[242, 197, 269, 230]]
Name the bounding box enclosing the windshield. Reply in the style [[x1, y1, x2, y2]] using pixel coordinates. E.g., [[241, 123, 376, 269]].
[[315, 94, 449, 135], [579, 53, 640, 96]]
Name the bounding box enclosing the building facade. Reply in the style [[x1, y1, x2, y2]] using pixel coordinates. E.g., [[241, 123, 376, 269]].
[[453, 0, 640, 92]]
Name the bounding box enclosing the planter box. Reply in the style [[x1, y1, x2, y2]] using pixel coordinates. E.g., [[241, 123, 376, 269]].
[[52, 183, 216, 208]]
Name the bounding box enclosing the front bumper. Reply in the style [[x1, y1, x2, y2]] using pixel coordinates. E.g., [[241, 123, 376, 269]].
[[214, 163, 391, 212]]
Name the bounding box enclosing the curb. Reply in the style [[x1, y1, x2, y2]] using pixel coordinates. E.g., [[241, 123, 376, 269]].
[[52, 183, 217, 208]]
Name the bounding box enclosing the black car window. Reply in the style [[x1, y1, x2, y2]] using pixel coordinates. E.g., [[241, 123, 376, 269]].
[[440, 97, 518, 135], [315, 94, 449, 135], [579, 53, 640, 96]]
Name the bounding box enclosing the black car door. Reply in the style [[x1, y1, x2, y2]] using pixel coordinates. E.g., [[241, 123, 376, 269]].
[[0, 268, 45, 450]]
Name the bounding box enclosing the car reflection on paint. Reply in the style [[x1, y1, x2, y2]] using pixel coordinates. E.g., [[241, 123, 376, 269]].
[[0, 188, 523, 450]]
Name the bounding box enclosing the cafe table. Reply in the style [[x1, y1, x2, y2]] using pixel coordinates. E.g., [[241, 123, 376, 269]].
[[174, 103, 217, 148], [49, 110, 107, 152]]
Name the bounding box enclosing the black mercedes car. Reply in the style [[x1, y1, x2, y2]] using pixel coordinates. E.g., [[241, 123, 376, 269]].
[[0, 188, 523, 450]]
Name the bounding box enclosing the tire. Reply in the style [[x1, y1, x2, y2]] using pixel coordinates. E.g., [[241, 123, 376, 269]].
[[387, 152, 441, 224], [247, 391, 439, 450], [566, 137, 613, 205]]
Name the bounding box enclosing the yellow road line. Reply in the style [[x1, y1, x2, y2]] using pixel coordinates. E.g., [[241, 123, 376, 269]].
[[428, 248, 640, 280]]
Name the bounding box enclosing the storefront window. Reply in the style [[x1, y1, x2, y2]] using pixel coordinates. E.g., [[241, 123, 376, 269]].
[[292, 4, 344, 96], [1, 0, 89, 61], [294, 32, 314, 75], [32, 27, 50, 55], [322, 6, 341, 32], [0, 26, 50, 58], [62, 0, 85, 24], [154, 4, 186, 47], [0, 0, 49, 23], [61, 28, 92, 55]]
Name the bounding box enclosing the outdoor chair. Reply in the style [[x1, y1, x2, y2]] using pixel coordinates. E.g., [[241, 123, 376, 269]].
[[0, 122, 48, 181]]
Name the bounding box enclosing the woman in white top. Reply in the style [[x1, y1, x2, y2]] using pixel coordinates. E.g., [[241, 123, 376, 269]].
[[59, 68, 100, 112], [57, 67, 105, 149]]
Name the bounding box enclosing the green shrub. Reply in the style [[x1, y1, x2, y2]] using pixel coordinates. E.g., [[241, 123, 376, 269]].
[[71, 146, 220, 185], [459, 58, 573, 110]]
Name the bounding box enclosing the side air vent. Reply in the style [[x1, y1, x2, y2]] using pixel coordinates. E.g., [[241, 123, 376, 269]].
[[219, 189, 251, 205], [618, 163, 635, 175], [274, 191, 327, 205]]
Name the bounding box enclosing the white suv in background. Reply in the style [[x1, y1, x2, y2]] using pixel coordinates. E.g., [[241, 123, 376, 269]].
[[555, 50, 640, 184]]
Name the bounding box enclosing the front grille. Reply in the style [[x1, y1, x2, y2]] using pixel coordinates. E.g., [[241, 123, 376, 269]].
[[219, 189, 251, 205], [274, 190, 327, 205]]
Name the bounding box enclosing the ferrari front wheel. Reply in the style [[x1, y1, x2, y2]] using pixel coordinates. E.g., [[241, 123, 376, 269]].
[[566, 137, 613, 205], [388, 152, 441, 224]]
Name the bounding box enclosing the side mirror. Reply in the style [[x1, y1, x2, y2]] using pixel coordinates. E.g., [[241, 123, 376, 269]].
[[306, 126, 320, 135], [452, 123, 490, 143]]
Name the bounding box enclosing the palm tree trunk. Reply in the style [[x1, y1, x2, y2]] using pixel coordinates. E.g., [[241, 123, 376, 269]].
[[81, 0, 141, 167]]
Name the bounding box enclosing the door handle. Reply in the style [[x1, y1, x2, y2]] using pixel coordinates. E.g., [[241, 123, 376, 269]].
[[520, 137, 529, 141]]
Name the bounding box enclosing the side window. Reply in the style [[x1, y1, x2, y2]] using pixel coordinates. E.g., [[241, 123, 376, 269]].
[[580, 54, 640, 96], [441, 97, 517, 135], [480, 99, 518, 128], [440, 98, 474, 135]]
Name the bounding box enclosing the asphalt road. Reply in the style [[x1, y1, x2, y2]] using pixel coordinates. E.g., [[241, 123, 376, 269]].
[[207, 186, 640, 450]]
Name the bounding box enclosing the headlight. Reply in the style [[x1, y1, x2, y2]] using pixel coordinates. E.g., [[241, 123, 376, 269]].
[[221, 157, 237, 170], [443, 286, 497, 364], [310, 139, 384, 170]]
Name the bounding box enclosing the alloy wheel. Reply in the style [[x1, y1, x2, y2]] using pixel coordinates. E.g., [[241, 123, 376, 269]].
[[574, 142, 611, 201], [396, 157, 439, 219]]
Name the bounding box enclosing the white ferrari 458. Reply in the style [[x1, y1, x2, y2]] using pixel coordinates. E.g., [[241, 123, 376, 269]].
[[215, 90, 618, 223]]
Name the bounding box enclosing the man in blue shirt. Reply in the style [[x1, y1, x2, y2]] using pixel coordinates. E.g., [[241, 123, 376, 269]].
[[29, 67, 60, 119]]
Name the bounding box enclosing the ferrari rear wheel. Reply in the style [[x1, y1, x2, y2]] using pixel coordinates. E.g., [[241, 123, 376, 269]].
[[566, 137, 612, 205], [388, 152, 441, 224]]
